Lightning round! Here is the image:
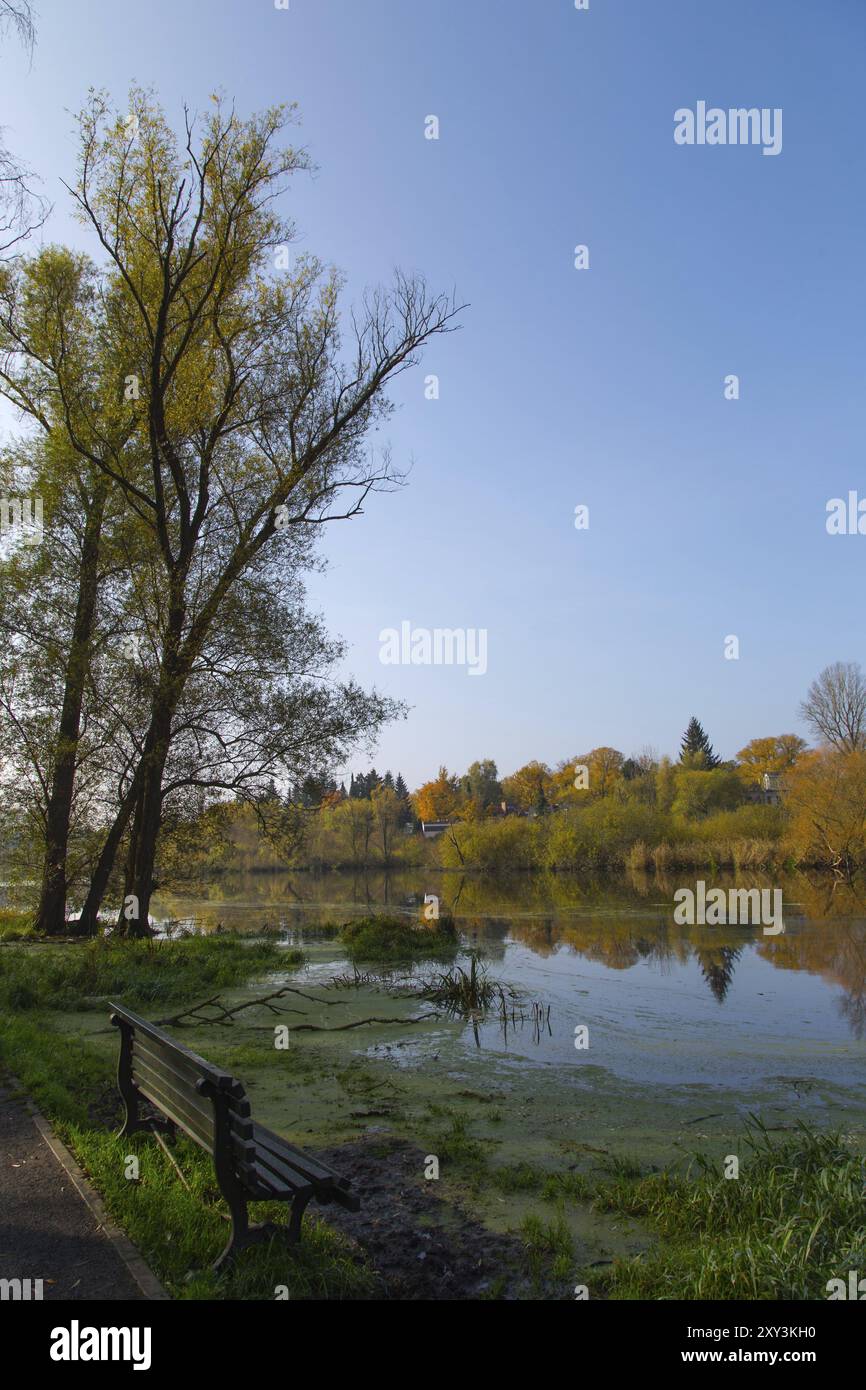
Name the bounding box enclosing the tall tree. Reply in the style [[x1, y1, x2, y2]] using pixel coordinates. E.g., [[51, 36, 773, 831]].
[[679, 717, 721, 769], [0, 88, 459, 932], [501, 760, 552, 812], [460, 758, 501, 811], [800, 663, 866, 753], [735, 733, 807, 783], [371, 783, 401, 865], [0, 402, 143, 934], [414, 766, 460, 822]]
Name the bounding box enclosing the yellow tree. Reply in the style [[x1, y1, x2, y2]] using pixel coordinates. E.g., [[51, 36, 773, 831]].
[[333, 797, 374, 866], [371, 784, 402, 863], [583, 747, 624, 798], [500, 761, 552, 812], [736, 734, 807, 785], [0, 87, 458, 933], [784, 749, 866, 873], [413, 766, 460, 822], [550, 748, 624, 805]]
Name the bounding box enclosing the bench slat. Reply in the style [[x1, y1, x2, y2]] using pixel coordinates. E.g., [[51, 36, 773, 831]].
[[254, 1122, 351, 1189], [133, 1031, 250, 1113], [134, 1050, 216, 1128], [226, 1143, 282, 1198], [132, 1040, 216, 1110], [132, 1037, 254, 1143], [246, 1137, 319, 1194], [132, 1060, 216, 1152], [111, 1003, 242, 1091]]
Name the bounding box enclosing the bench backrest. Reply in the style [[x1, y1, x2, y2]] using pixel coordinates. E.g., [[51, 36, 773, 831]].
[[110, 1003, 257, 1177]]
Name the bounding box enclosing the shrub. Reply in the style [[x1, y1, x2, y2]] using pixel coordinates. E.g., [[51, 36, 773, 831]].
[[543, 802, 670, 871], [339, 915, 458, 963], [671, 769, 744, 820], [439, 818, 542, 872]]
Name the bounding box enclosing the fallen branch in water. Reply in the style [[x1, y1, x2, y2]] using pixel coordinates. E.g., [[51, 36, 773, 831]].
[[277, 1013, 441, 1033], [154, 985, 342, 1028]]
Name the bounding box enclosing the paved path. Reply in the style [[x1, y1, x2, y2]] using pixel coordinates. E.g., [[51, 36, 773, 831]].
[[0, 1083, 144, 1300]]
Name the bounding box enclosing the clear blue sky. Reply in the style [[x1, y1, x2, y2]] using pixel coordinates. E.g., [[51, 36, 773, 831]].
[[2, 0, 864, 789]]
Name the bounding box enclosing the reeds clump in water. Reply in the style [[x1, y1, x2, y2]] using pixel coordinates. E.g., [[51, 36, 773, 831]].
[[418, 954, 500, 1011], [416, 955, 552, 1042]]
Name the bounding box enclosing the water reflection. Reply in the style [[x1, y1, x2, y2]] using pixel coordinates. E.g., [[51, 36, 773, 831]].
[[150, 868, 866, 1040]]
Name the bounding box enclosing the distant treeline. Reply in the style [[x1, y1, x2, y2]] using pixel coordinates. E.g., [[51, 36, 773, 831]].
[[151, 711, 866, 878]]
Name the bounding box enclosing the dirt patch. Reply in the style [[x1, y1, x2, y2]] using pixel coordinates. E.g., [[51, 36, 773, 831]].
[[315, 1136, 559, 1300]]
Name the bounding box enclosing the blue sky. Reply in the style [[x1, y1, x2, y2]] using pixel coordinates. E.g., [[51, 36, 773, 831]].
[[2, 0, 864, 788]]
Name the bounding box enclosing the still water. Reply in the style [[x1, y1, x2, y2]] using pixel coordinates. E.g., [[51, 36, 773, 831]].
[[151, 869, 866, 1094]]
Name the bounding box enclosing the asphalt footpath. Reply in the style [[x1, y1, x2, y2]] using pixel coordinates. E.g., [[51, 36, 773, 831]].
[[0, 1082, 144, 1300]]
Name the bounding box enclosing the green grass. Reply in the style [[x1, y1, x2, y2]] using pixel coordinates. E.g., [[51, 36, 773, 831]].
[[415, 1108, 866, 1301], [0, 1010, 373, 1300], [0, 935, 299, 1012], [72, 1127, 372, 1301], [584, 1121, 866, 1300], [0, 907, 37, 941], [521, 1212, 575, 1289], [434, 1111, 488, 1176], [339, 914, 458, 964]]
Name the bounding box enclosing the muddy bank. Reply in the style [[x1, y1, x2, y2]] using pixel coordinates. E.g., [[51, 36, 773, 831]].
[[315, 1136, 560, 1300]]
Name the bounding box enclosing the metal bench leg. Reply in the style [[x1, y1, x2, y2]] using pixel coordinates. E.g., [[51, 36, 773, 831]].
[[287, 1190, 313, 1245], [214, 1204, 292, 1273], [213, 1191, 254, 1273], [111, 1015, 148, 1138]]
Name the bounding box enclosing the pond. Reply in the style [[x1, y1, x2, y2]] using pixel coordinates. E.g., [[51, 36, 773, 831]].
[[35, 866, 864, 1270], [146, 868, 866, 1159]]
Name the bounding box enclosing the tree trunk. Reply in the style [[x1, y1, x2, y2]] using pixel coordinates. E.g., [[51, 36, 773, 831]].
[[118, 602, 186, 937], [77, 772, 140, 933], [119, 712, 172, 936], [34, 483, 107, 935]]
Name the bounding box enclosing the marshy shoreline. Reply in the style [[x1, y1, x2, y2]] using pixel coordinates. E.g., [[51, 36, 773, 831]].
[[1, 890, 864, 1300]]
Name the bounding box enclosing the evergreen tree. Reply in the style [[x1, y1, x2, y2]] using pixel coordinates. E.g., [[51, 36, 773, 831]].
[[394, 773, 408, 800], [679, 717, 721, 769]]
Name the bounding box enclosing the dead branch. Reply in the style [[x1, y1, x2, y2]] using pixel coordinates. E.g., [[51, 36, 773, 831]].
[[153, 984, 342, 1028]]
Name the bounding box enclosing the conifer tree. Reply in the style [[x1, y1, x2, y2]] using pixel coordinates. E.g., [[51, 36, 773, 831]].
[[679, 717, 721, 769]]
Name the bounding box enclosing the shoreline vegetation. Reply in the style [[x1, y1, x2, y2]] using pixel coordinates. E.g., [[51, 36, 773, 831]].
[[0, 933, 862, 1300], [6, 710, 866, 934], [128, 725, 866, 889]]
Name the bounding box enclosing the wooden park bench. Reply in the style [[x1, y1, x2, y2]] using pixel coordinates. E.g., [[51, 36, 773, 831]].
[[110, 1003, 360, 1271]]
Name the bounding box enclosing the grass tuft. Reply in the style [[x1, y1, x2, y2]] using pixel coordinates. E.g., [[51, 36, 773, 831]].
[[584, 1120, 866, 1300]]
